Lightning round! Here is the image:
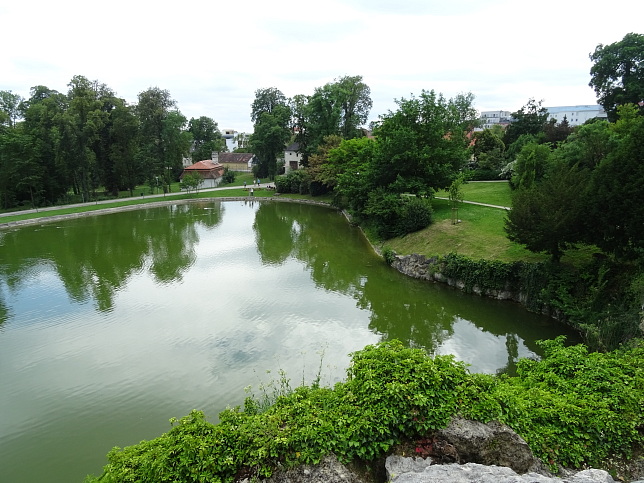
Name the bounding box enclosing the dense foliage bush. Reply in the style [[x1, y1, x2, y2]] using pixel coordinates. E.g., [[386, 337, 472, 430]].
[[364, 190, 433, 239], [274, 170, 311, 194], [439, 253, 642, 350], [86, 339, 644, 482]]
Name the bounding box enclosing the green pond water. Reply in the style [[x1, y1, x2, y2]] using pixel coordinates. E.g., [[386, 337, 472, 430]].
[[0, 200, 579, 482]]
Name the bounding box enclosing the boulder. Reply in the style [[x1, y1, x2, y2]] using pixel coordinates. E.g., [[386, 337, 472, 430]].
[[385, 460, 617, 483], [434, 417, 547, 474]]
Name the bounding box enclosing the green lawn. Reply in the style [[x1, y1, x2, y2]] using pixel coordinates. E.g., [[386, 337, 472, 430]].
[[386, 198, 545, 262], [388, 183, 597, 265], [0, 184, 276, 224], [436, 180, 512, 207]]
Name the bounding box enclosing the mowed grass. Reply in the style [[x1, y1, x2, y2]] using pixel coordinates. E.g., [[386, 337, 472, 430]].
[[386, 198, 547, 262], [435, 180, 512, 207], [388, 182, 598, 265]]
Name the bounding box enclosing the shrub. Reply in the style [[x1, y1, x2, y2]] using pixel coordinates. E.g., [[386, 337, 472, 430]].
[[86, 339, 644, 482]]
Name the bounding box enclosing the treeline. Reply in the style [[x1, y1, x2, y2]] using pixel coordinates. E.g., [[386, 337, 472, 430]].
[[0, 76, 226, 209]]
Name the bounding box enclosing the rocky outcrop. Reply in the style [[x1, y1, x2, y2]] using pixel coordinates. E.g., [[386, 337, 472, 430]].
[[246, 419, 639, 482], [385, 459, 617, 483], [434, 417, 547, 474]]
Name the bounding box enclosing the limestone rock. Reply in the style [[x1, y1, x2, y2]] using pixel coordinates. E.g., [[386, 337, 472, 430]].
[[434, 417, 545, 474], [386, 460, 617, 483], [259, 454, 369, 483]]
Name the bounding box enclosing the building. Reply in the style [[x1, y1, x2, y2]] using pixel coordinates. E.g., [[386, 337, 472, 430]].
[[179, 160, 225, 188], [284, 142, 303, 173], [544, 105, 607, 126], [212, 152, 256, 172], [479, 110, 512, 130]]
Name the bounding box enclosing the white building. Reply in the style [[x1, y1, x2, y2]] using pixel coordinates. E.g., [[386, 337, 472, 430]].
[[544, 105, 607, 126], [284, 142, 303, 173], [479, 110, 512, 130]]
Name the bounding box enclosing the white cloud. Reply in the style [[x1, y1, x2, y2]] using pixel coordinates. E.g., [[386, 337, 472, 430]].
[[3, 0, 643, 133]]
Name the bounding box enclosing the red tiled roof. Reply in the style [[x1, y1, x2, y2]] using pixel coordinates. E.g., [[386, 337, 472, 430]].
[[186, 160, 220, 170], [181, 160, 225, 179]]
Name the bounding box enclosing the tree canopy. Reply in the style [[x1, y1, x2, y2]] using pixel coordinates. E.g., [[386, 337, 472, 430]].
[[589, 32, 644, 121]]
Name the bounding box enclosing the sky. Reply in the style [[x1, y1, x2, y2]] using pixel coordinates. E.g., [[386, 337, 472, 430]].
[[2, 0, 643, 134]]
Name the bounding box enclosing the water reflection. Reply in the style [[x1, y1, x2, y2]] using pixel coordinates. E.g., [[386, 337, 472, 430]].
[[0, 200, 580, 483], [0, 202, 223, 312]]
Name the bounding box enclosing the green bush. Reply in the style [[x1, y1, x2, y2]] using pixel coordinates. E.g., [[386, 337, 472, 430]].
[[86, 339, 644, 482]]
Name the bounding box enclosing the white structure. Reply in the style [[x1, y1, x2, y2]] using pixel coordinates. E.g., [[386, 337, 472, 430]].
[[544, 105, 607, 126], [222, 128, 238, 152], [284, 142, 303, 173], [479, 110, 512, 130]]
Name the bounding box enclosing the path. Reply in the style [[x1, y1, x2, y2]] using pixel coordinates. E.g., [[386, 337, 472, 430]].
[[0, 182, 275, 219], [434, 197, 511, 210]]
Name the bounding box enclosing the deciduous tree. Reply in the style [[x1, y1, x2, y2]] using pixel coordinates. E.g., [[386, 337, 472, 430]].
[[589, 32, 644, 121], [188, 116, 225, 162], [250, 88, 291, 179]]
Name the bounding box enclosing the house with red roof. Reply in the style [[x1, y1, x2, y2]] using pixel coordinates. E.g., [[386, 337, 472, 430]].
[[179, 160, 225, 189]]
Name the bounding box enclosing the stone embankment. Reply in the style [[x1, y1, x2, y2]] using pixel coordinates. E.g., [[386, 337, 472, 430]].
[[391, 253, 520, 301], [248, 418, 642, 483]]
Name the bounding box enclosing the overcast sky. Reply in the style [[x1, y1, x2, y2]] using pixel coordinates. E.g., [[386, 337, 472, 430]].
[[2, 0, 643, 133]]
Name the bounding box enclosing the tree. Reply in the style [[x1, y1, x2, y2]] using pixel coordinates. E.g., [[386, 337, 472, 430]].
[[373, 90, 477, 195], [179, 171, 202, 194], [0, 90, 23, 128], [470, 129, 506, 173], [585, 105, 644, 258], [188, 116, 225, 163], [250, 87, 288, 123], [20, 85, 70, 204], [136, 87, 177, 178], [543, 117, 573, 147], [335, 75, 372, 139], [511, 142, 551, 190], [108, 101, 141, 196], [589, 32, 644, 121], [58, 75, 110, 202], [505, 161, 589, 262], [448, 173, 465, 224], [503, 98, 548, 147], [250, 88, 291, 179]]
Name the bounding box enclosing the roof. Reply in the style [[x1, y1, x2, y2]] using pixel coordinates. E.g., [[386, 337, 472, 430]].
[[185, 160, 221, 170], [217, 153, 255, 164], [181, 160, 225, 179], [285, 142, 300, 152]]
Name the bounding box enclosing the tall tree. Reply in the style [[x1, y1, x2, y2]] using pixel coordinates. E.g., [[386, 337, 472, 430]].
[[505, 161, 589, 262], [161, 111, 192, 188], [250, 88, 291, 179], [107, 100, 141, 196], [504, 98, 548, 147], [585, 105, 644, 258], [589, 32, 644, 121], [250, 87, 288, 123], [20, 86, 70, 204], [335, 75, 373, 139], [136, 87, 177, 178], [188, 116, 225, 162], [373, 90, 477, 195], [0, 90, 23, 128], [58, 75, 110, 202]]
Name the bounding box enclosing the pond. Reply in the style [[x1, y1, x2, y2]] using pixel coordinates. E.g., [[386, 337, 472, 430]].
[[0, 200, 579, 482]]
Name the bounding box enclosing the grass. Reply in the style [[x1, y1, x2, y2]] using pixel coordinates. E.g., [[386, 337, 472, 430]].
[[386, 198, 545, 262], [0, 182, 277, 225], [436, 180, 512, 207], [387, 185, 599, 265]]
